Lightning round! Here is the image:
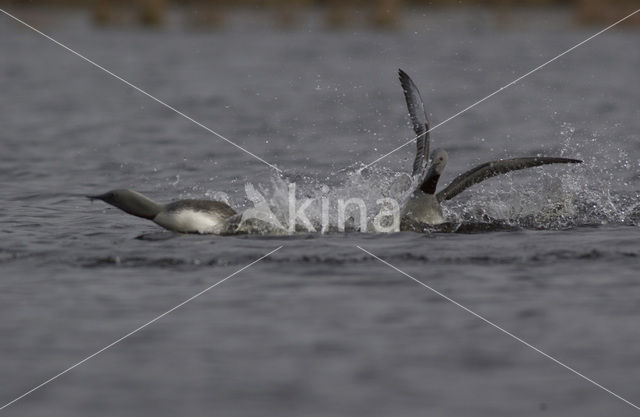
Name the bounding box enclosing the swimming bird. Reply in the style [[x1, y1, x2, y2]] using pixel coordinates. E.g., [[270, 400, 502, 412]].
[[397, 69, 582, 226], [88, 189, 236, 234]]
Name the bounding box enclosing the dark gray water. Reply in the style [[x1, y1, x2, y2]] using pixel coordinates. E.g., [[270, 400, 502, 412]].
[[1, 7, 640, 416]]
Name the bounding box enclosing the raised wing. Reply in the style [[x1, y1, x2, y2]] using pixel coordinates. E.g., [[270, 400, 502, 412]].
[[436, 157, 582, 202], [398, 69, 430, 177]]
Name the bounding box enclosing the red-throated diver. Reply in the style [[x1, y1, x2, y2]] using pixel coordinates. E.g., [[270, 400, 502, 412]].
[[88, 189, 236, 234], [398, 69, 582, 226]]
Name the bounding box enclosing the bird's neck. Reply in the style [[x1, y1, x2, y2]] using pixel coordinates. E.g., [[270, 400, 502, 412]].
[[116, 191, 164, 220], [419, 167, 441, 195]]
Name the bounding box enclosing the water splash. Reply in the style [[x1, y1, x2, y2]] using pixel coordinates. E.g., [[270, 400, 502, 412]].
[[181, 125, 639, 234], [235, 164, 637, 234], [445, 125, 640, 230]]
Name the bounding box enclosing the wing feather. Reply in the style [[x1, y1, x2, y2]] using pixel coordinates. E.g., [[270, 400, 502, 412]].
[[398, 69, 430, 176], [436, 157, 582, 202]]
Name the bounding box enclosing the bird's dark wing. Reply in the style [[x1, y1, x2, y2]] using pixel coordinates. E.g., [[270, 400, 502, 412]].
[[436, 157, 582, 202], [399, 69, 430, 177]]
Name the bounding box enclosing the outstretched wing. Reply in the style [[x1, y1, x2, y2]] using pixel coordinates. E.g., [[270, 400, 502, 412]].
[[436, 157, 582, 202], [398, 69, 430, 177]]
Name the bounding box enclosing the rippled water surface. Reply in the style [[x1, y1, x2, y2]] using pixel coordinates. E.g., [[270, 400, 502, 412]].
[[1, 7, 640, 416]]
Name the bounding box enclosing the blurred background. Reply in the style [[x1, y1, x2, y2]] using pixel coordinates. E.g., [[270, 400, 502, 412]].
[[0, 0, 639, 29]]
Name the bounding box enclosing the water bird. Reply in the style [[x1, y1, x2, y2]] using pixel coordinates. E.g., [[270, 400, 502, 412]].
[[88, 189, 236, 234], [397, 69, 582, 227]]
